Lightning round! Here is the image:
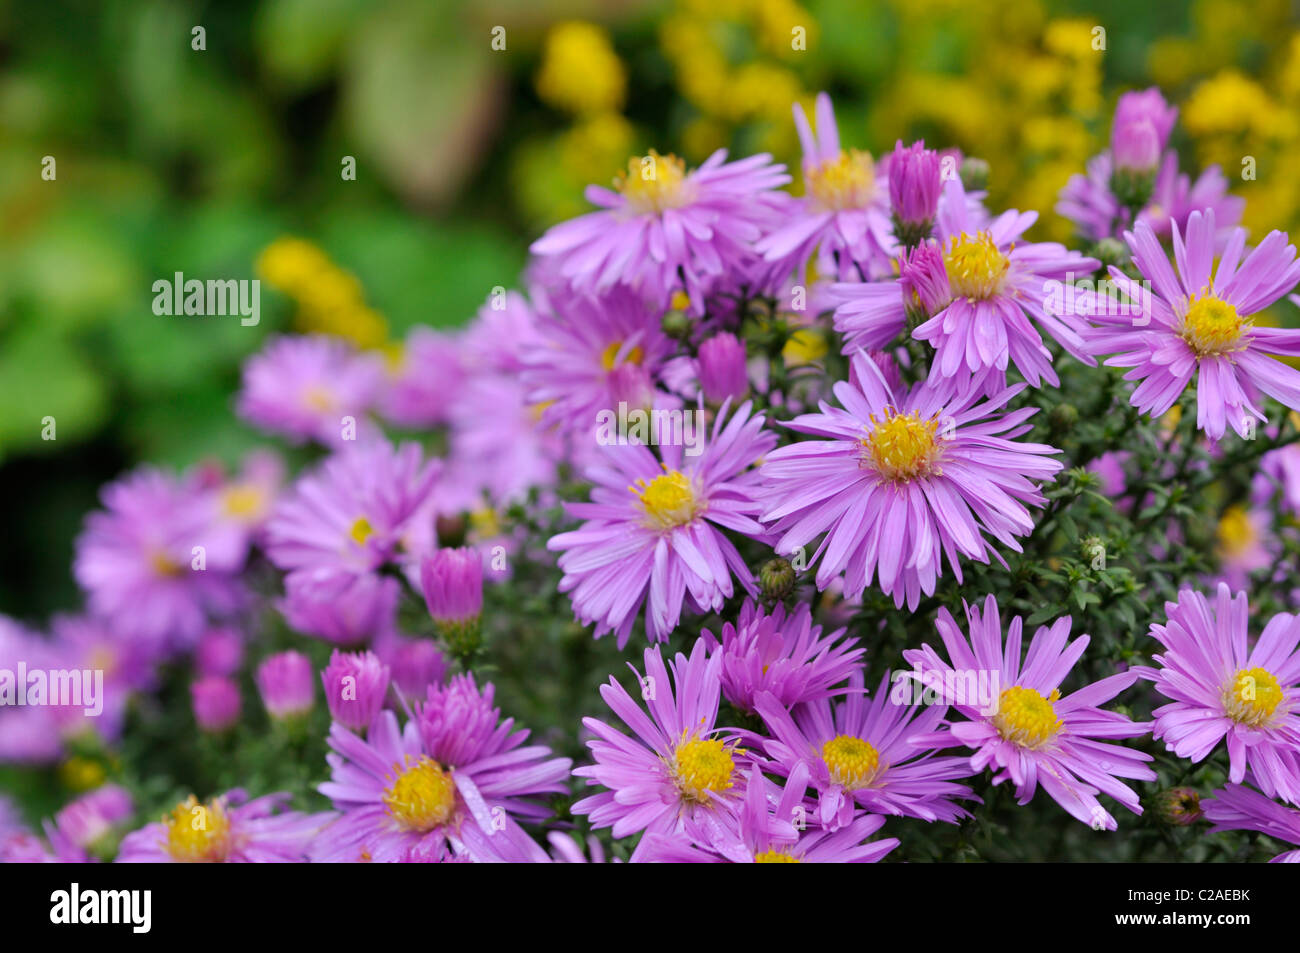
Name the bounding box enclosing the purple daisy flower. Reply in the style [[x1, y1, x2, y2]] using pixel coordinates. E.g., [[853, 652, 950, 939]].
[[378, 326, 467, 428], [446, 371, 564, 507], [700, 599, 863, 712], [237, 334, 384, 447], [909, 194, 1099, 388], [548, 400, 775, 645], [1079, 209, 1300, 439], [522, 286, 674, 438], [902, 596, 1156, 829], [265, 438, 439, 589], [74, 467, 245, 656], [313, 682, 569, 863], [1203, 782, 1300, 862], [529, 148, 790, 312], [753, 670, 978, 827], [1141, 584, 1300, 804], [636, 763, 899, 863], [572, 640, 748, 846], [757, 92, 895, 282], [760, 352, 1062, 609], [116, 790, 333, 863], [279, 570, 399, 646]]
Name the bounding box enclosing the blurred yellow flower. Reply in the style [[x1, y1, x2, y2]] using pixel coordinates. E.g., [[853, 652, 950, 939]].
[[535, 21, 627, 116]]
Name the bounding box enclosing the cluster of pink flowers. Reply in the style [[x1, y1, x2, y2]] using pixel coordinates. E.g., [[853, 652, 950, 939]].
[[5, 84, 1300, 865]]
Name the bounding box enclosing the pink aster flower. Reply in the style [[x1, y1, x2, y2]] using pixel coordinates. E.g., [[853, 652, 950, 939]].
[[523, 286, 675, 438], [910, 192, 1099, 388], [255, 650, 315, 720], [279, 570, 399, 646], [700, 599, 863, 713], [1058, 151, 1244, 246], [754, 670, 978, 827], [321, 649, 391, 732], [548, 400, 776, 645], [760, 352, 1062, 609], [73, 467, 245, 656], [237, 334, 383, 447], [54, 785, 134, 853], [1141, 585, 1300, 804], [757, 92, 894, 281], [378, 325, 467, 428], [116, 789, 333, 863], [572, 640, 749, 847], [696, 332, 750, 406], [191, 675, 240, 732], [529, 148, 790, 312], [901, 596, 1156, 829], [265, 438, 439, 588], [1080, 209, 1300, 440], [1203, 782, 1300, 862], [636, 763, 899, 863], [313, 681, 569, 863], [445, 372, 564, 507]]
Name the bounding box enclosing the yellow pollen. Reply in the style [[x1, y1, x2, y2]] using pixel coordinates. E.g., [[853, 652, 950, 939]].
[[754, 849, 802, 863], [382, 755, 457, 832], [632, 469, 700, 530], [992, 686, 1064, 749], [150, 550, 185, 578], [861, 408, 942, 483], [616, 151, 690, 214], [164, 796, 232, 863], [600, 340, 645, 371], [806, 149, 876, 211], [349, 517, 375, 546], [670, 290, 692, 312], [1223, 667, 1284, 727], [821, 734, 881, 789], [303, 384, 336, 412], [1181, 294, 1247, 357], [222, 484, 264, 520], [672, 735, 736, 802], [944, 231, 1011, 301], [1216, 505, 1257, 557]]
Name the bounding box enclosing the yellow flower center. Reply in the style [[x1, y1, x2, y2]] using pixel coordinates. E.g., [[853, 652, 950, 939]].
[[806, 149, 876, 211], [1223, 667, 1284, 727], [616, 151, 690, 214], [782, 328, 828, 367], [150, 550, 185, 578], [671, 735, 736, 803], [164, 796, 233, 863], [221, 484, 265, 520], [754, 849, 802, 863], [600, 340, 645, 371], [303, 384, 337, 412], [861, 408, 943, 483], [821, 734, 881, 789], [1216, 505, 1256, 557], [349, 516, 375, 546], [633, 470, 701, 530], [992, 686, 1063, 749], [1181, 294, 1247, 357], [944, 231, 1011, 301], [382, 755, 458, 832]]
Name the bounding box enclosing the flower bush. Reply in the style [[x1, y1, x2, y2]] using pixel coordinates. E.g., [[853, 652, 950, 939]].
[[5, 19, 1300, 865]]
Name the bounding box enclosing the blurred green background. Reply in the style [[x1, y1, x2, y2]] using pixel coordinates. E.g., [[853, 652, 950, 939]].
[[3, 0, 1299, 622]]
